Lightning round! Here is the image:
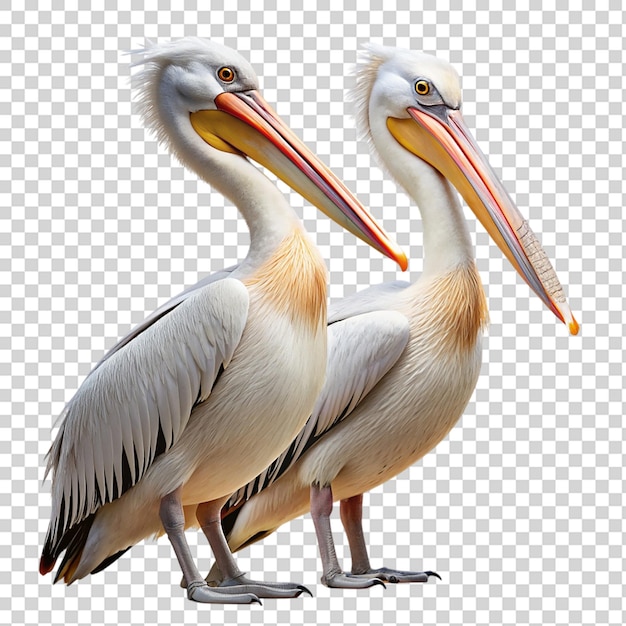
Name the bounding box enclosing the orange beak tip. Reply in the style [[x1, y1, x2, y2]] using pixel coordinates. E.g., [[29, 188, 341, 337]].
[[568, 316, 580, 336], [556, 301, 579, 336]]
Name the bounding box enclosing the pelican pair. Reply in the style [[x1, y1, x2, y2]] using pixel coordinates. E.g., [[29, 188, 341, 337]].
[[39, 38, 406, 604], [40, 39, 577, 602]]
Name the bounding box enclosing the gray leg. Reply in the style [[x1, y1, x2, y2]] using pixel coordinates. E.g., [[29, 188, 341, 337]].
[[339, 494, 372, 574], [195, 499, 310, 599], [339, 494, 440, 584], [310, 483, 384, 589], [159, 488, 259, 604]]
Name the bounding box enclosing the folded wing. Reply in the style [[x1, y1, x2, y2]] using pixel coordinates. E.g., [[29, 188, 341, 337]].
[[42, 277, 249, 567]]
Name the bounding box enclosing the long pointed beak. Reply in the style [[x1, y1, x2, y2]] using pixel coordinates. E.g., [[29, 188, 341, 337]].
[[189, 91, 407, 270], [387, 108, 578, 334]]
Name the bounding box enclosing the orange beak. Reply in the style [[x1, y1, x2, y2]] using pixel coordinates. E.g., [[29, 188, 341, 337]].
[[190, 90, 407, 270], [388, 108, 578, 334]]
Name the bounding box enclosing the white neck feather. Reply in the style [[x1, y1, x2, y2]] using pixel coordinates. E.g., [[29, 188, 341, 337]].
[[152, 84, 298, 270], [368, 110, 474, 278]]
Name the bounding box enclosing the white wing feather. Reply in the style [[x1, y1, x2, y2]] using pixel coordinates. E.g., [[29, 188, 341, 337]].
[[328, 280, 410, 324], [93, 264, 239, 371], [46, 277, 249, 543]]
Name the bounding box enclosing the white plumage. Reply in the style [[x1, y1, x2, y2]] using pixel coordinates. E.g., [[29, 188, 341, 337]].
[[215, 44, 578, 589], [39, 38, 404, 603]]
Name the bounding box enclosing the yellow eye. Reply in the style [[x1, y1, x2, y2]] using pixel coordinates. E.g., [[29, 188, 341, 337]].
[[218, 67, 235, 83], [415, 80, 430, 96]]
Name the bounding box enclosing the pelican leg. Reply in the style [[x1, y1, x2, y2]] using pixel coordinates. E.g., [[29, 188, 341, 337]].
[[159, 488, 259, 604], [339, 494, 440, 583], [310, 483, 385, 589], [194, 499, 310, 599]]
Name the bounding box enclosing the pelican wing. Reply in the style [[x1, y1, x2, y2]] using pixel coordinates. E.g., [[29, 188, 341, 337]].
[[45, 277, 249, 549], [93, 264, 239, 370], [227, 304, 410, 507]]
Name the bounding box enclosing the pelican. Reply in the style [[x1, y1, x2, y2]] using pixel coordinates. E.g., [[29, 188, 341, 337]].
[[39, 38, 406, 604], [210, 44, 579, 590]]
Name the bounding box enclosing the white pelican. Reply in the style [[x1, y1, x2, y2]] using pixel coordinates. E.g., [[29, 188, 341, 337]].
[[211, 45, 579, 590], [39, 38, 406, 604]]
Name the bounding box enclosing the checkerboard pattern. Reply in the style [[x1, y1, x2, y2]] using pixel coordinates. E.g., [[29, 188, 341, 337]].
[[2, 2, 624, 625]]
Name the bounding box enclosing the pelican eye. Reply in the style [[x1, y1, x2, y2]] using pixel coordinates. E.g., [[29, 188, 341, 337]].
[[415, 80, 430, 96], [218, 67, 236, 83]]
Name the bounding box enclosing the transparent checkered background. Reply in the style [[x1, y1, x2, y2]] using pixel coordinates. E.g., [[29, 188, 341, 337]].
[[1, 1, 623, 625]]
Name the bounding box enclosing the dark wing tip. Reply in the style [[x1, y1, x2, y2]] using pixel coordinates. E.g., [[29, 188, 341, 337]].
[[39, 552, 56, 576]]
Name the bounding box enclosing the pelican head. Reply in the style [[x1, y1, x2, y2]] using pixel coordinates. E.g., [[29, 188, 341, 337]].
[[131, 38, 406, 269], [353, 44, 578, 334]]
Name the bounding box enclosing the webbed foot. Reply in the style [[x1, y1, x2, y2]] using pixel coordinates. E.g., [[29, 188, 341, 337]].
[[186, 579, 261, 604], [352, 567, 441, 584], [322, 572, 386, 589]]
